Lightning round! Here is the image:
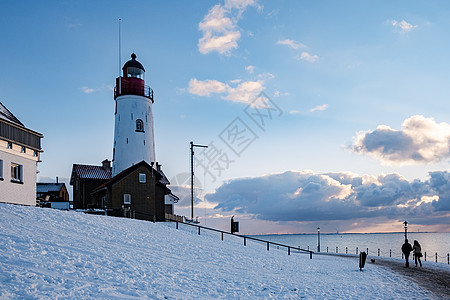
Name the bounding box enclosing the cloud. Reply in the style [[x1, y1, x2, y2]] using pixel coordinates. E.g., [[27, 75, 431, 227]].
[[245, 65, 255, 74], [188, 79, 228, 96], [188, 71, 273, 104], [391, 20, 417, 33], [352, 115, 450, 165], [310, 104, 328, 112], [205, 170, 450, 227], [198, 0, 258, 55], [297, 51, 319, 63], [224, 80, 265, 103], [81, 86, 96, 94], [276, 39, 305, 50]]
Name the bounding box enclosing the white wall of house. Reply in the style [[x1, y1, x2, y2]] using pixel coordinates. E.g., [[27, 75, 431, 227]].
[[0, 139, 39, 206]]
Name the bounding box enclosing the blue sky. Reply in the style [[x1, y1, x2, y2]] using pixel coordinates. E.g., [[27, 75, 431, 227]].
[[1, 0, 449, 234]]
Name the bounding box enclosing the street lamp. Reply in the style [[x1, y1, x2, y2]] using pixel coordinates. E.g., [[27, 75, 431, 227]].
[[403, 221, 408, 241], [317, 227, 320, 252]]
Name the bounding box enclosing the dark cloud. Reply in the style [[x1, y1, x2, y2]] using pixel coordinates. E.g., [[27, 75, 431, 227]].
[[352, 115, 450, 165], [205, 170, 450, 226], [429, 171, 450, 211]]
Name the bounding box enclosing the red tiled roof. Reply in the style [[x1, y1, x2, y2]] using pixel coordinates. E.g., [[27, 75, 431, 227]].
[[70, 164, 112, 185]]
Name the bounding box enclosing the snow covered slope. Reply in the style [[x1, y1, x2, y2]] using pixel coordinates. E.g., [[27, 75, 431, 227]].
[[0, 203, 435, 299]]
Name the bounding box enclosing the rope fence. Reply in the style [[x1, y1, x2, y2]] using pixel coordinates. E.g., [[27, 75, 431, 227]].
[[315, 245, 449, 264]]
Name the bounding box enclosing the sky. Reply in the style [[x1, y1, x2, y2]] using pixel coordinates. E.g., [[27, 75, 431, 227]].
[[0, 0, 449, 234]]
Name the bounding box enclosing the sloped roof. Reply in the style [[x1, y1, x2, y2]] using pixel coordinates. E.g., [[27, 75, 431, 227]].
[[92, 161, 167, 194], [0, 102, 24, 126], [158, 169, 170, 185], [37, 183, 65, 193], [70, 164, 112, 185]]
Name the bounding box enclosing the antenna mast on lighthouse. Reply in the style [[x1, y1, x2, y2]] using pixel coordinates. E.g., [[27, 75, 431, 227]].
[[118, 18, 122, 94]]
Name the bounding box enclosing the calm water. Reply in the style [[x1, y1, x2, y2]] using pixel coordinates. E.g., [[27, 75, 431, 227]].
[[253, 232, 450, 263]]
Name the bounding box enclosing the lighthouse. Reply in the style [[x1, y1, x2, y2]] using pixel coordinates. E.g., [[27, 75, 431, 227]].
[[112, 53, 156, 176]]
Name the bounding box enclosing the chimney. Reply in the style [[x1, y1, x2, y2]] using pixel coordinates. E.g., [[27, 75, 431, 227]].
[[156, 162, 161, 172], [102, 159, 111, 171], [56, 176, 59, 184]]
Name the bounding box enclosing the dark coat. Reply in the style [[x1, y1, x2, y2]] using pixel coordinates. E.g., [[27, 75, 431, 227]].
[[402, 242, 413, 255]]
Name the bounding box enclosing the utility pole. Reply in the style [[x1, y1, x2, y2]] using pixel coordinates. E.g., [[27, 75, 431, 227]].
[[190, 141, 208, 221]]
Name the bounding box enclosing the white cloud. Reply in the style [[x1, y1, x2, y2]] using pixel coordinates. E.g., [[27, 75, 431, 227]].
[[224, 80, 264, 103], [276, 39, 305, 50], [391, 20, 417, 33], [188, 79, 228, 96], [245, 65, 255, 74], [352, 115, 450, 165], [274, 90, 289, 98], [81, 86, 96, 94], [198, 0, 258, 55], [310, 104, 328, 112], [297, 51, 319, 63], [188, 71, 272, 104], [257, 72, 275, 80], [289, 110, 301, 115]]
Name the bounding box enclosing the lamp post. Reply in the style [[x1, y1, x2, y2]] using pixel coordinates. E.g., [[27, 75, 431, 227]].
[[190, 141, 208, 222], [317, 227, 320, 252], [403, 221, 408, 241]]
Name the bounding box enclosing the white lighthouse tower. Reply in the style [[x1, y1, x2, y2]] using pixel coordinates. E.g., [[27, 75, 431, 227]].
[[112, 53, 156, 176]]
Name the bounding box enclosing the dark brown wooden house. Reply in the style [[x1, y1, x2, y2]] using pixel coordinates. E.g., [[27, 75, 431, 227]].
[[91, 160, 171, 222], [70, 160, 112, 209]]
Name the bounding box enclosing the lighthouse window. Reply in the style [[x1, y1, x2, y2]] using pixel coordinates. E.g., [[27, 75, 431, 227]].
[[127, 67, 144, 80], [136, 119, 144, 132]]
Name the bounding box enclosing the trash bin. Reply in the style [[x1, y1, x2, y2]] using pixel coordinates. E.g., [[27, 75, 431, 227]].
[[359, 251, 367, 271]]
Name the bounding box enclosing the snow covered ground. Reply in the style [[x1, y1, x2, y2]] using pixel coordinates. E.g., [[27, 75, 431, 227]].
[[0, 203, 440, 299]]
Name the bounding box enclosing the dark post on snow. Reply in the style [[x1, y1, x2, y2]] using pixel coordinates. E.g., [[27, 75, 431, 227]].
[[359, 251, 367, 271], [317, 227, 320, 252], [403, 221, 408, 241], [231, 216, 239, 234]]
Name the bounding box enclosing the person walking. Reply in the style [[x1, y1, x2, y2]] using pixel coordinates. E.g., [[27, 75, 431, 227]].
[[401, 239, 413, 268], [413, 240, 423, 267]]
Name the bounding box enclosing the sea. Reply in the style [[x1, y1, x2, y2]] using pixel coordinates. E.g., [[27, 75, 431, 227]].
[[252, 232, 450, 264]]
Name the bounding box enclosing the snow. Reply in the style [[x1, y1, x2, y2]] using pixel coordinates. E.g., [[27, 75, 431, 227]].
[[0, 203, 437, 299]]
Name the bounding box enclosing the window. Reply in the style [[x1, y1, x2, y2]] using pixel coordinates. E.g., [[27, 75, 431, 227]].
[[123, 194, 131, 205], [33, 150, 38, 157], [136, 119, 144, 132], [7, 142, 12, 149], [0, 159, 3, 180], [11, 163, 23, 183], [139, 173, 146, 183], [21, 146, 26, 153]]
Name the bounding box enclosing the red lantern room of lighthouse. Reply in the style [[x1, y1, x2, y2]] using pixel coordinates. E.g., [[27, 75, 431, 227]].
[[114, 53, 154, 101]]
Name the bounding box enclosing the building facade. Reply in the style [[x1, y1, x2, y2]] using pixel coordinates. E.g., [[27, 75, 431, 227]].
[[92, 161, 169, 221], [70, 160, 112, 209], [0, 102, 43, 206]]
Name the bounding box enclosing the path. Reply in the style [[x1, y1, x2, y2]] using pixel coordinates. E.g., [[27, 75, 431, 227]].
[[318, 253, 450, 299]]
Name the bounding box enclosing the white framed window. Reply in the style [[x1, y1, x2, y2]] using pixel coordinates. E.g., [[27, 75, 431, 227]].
[[123, 194, 131, 205], [139, 173, 146, 183], [11, 163, 23, 182], [0, 159, 3, 179]]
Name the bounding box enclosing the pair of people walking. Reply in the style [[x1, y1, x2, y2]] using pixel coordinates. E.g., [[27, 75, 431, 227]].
[[402, 239, 423, 268]]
